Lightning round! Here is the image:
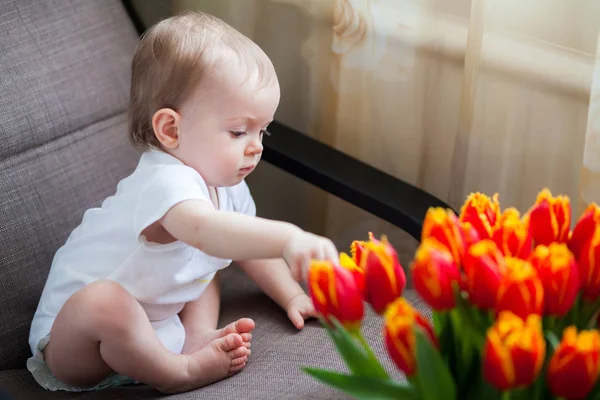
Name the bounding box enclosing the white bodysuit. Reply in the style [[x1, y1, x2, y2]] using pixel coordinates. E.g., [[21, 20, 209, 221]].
[[29, 149, 256, 356]]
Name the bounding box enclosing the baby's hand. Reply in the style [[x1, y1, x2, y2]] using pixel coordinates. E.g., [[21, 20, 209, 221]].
[[283, 231, 338, 282], [286, 293, 317, 329]]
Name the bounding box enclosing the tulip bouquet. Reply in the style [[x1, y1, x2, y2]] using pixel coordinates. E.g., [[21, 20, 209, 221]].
[[302, 189, 600, 400]]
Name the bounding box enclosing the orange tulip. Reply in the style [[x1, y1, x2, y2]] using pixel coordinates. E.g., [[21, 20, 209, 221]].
[[496, 257, 544, 319], [463, 239, 506, 310], [569, 202, 600, 261], [459, 192, 501, 240], [411, 238, 460, 311], [529, 243, 579, 316], [547, 327, 600, 400], [526, 188, 571, 246], [350, 235, 368, 266], [461, 221, 480, 251], [577, 225, 600, 300], [492, 207, 532, 259], [483, 311, 545, 390], [421, 207, 465, 265], [383, 297, 437, 376], [339, 252, 365, 297], [308, 260, 364, 331], [358, 235, 406, 314]]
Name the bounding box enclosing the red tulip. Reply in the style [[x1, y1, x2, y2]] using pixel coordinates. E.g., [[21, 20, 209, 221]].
[[569, 202, 600, 261], [577, 225, 600, 300], [547, 326, 600, 400], [526, 188, 571, 246], [383, 297, 437, 376], [529, 243, 579, 316], [308, 260, 364, 331], [358, 235, 406, 314], [421, 207, 465, 265], [492, 207, 532, 259], [496, 257, 544, 319], [461, 221, 481, 251], [483, 311, 545, 390], [463, 239, 506, 310], [459, 192, 501, 240], [411, 238, 460, 310], [339, 252, 365, 297]]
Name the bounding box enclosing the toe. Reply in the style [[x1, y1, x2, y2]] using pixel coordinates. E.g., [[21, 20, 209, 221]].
[[229, 362, 246, 375], [234, 318, 255, 333], [228, 346, 251, 359], [217, 333, 243, 352], [221, 318, 255, 337], [231, 355, 248, 366], [241, 332, 252, 342]]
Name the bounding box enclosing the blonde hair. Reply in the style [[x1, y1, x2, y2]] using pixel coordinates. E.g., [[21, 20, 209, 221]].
[[129, 11, 276, 150]]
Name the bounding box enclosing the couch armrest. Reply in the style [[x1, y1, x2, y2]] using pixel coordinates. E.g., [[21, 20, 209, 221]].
[[263, 122, 454, 241]]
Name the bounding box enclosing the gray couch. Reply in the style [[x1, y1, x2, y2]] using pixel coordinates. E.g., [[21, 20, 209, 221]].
[[0, 0, 430, 398]]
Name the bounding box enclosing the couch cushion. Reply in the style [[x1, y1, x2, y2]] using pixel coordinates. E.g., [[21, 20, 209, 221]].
[[0, 267, 425, 399], [0, 0, 140, 370], [0, 114, 140, 370], [0, 0, 137, 160]]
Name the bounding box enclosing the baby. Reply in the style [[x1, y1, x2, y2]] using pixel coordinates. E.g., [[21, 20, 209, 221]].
[[27, 11, 339, 394]]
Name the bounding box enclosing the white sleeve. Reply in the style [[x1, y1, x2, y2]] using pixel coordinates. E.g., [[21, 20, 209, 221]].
[[132, 165, 213, 237], [227, 180, 256, 217]]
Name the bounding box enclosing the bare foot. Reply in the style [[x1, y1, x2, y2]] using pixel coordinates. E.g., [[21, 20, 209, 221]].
[[182, 318, 255, 355], [157, 333, 250, 393]]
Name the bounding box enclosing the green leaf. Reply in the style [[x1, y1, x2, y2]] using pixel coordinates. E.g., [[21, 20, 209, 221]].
[[415, 327, 457, 400], [324, 318, 388, 379], [302, 367, 420, 400], [544, 331, 559, 352]]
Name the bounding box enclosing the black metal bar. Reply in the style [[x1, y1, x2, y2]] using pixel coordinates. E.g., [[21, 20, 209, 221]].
[[120, 0, 455, 241], [263, 122, 455, 241]]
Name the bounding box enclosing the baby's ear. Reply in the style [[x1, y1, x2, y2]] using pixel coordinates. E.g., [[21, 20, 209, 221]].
[[152, 108, 181, 149]]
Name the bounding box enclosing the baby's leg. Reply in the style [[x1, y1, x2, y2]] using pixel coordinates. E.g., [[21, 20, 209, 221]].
[[180, 273, 255, 354], [43, 280, 250, 393]]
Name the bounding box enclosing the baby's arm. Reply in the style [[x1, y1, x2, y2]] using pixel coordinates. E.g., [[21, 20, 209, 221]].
[[161, 199, 338, 280], [238, 258, 315, 329]]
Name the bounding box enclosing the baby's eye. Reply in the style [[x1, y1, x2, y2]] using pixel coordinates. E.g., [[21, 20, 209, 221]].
[[230, 131, 246, 138], [260, 129, 271, 139]]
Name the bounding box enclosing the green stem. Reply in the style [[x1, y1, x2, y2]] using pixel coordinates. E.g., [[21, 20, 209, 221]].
[[353, 331, 387, 376], [502, 391, 511, 400]]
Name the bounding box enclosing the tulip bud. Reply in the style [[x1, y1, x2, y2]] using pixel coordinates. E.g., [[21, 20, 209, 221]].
[[483, 311, 545, 390], [383, 297, 437, 376], [569, 202, 600, 261], [358, 235, 406, 314], [526, 188, 571, 246], [411, 238, 460, 310], [308, 260, 364, 331], [496, 257, 544, 319], [547, 326, 600, 400], [339, 252, 365, 297], [529, 243, 579, 316], [422, 207, 465, 265], [459, 192, 501, 240], [492, 207, 532, 259], [463, 239, 506, 310], [577, 225, 600, 301], [461, 221, 480, 251]]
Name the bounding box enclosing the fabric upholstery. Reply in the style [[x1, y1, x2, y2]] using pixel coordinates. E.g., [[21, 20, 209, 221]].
[[0, 0, 139, 370], [0, 114, 140, 370], [0, 267, 425, 399], [0, 0, 137, 161]]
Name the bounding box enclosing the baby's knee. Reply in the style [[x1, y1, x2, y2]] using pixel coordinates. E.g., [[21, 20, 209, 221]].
[[73, 280, 135, 319]]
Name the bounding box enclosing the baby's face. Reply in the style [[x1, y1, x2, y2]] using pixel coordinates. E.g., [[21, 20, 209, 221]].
[[175, 65, 280, 187]]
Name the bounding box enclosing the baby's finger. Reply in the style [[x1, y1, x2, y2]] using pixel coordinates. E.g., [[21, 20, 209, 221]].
[[324, 243, 339, 263]]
